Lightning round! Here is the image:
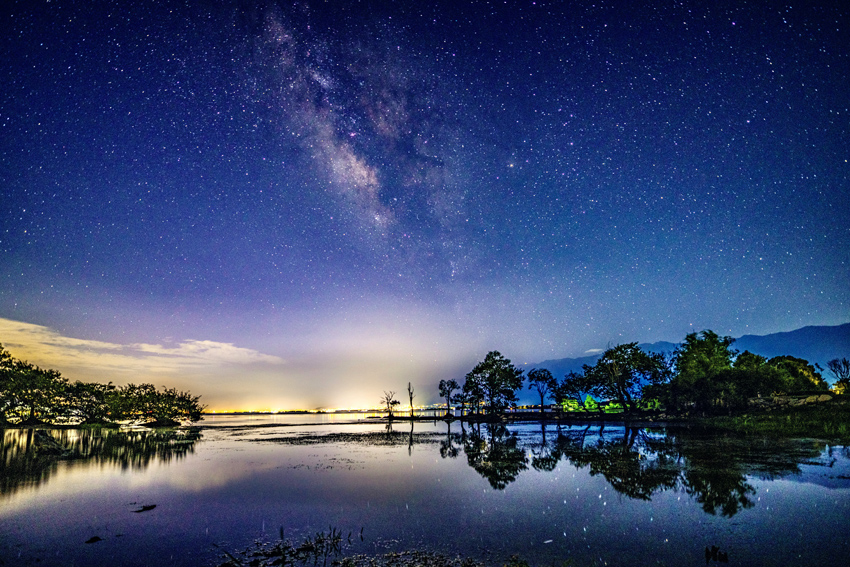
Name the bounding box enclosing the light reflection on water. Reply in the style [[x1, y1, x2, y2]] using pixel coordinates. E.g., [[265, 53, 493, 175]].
[[1, 416, 849, 566]]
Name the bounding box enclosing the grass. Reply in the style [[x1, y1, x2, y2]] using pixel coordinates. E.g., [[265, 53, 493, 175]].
[[708, 402, 850, 442]]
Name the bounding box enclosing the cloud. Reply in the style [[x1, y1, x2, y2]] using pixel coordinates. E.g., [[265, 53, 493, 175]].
[[584, 348, 604, 355], [129, 340, 284, 365], [0, 318, 285, 384]]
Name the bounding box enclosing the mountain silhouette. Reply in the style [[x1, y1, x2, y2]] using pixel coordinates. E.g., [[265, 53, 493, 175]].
[[524, 323, 850, 387]]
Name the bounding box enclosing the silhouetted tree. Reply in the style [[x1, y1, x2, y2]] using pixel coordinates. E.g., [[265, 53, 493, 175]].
[[556, 371, 590, 412], [0, 345, 203, 426], [672, 331, 737, 412], [407, 382, 415, 418], [438, 378, 459, 417], [380, 391, 400, 419], [465, 351, 524, 417], [116, 383, 204, 425], [827, 358, 850, 394], [582, 343, 667, 412], [454, 389, 471, 418], [527, 368, 555, 413], [462, 371, 484, 417]]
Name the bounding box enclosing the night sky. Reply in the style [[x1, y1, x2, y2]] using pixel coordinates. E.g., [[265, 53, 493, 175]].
[[2, 1, 848, 411]]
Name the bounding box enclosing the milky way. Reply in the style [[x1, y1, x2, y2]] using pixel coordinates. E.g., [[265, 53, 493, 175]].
[[1, 1, 848, 409]]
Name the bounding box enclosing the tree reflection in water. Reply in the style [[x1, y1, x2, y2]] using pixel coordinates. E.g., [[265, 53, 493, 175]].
[[450, 422, 827, 518], [3, 421, 835, 521], [676, 435, 757, 517], [529, 421, 559, 472], [463, 422, 528, 490], [557, 426, 681, 501], [0, 426, 201, 497], [439, 421, 459, 459]]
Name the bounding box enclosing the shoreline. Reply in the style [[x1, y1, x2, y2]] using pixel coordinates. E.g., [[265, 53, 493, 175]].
[[4, 396, 850, 442]]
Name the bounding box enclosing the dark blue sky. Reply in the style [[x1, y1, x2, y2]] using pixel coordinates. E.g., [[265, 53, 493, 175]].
[[2, 1, 848, 409]]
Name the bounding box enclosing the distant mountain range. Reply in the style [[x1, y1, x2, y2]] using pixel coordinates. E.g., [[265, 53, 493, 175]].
[[524, 323, 850, 384]]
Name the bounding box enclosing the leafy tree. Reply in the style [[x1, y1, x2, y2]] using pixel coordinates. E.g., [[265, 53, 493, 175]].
[[555, 371, 590, 412], [827, 358, 850, 394], [0, 344, 16, 424], [697, 351, 782, 408], [380, 390, 400, 419], [454, 389, 471, 418], [584, 395, 600, 413], [117, 383, 204, 425], [672, 331, 737, 411], [158, 387, 205, 423], [0, 344, 203, 425], [465, 351, 524, 416], [8, 360, 67, 424], [549, 375, 569, 416], [526, 368, 555, 413], [582, 343, 667, 412], [65, 381, 120, 424], [116, 383, 156, 422], [438, 378, 459, 416], [640, 351, 675, 409], [768, 356, 828, 393], [734, 351, 768, 372], [462, 370, 484, 417]]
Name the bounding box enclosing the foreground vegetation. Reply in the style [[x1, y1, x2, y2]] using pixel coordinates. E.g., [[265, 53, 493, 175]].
[[708, 402, 850, 440], [0, 343, 205, 426], [216, 524, 539, 567]]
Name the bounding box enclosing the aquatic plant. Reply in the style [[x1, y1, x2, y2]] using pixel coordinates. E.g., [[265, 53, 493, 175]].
[[217, 526, 357, 567]]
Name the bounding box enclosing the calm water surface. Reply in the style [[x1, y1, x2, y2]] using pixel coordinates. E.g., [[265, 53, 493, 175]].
[[2, 415, 849, 566]]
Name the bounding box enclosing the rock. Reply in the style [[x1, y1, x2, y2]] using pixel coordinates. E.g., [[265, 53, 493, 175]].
[[33, 431, 69, 456], [817, 394, 833, 402]]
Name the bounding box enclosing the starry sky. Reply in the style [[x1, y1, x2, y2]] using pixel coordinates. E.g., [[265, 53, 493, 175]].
[[2, 1, 848, 411]]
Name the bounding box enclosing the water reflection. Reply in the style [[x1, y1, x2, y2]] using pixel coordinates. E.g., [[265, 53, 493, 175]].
[[0, 426, 202, 497], [439, 422, 460, 459], [556, 426, 682, 502], [462, 422, 528, 490], [432, 422, 837, 517], [1, 420, 842, 522]]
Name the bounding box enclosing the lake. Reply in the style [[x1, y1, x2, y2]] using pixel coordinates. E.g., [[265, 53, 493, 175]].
[[2, 415, 849, 566]]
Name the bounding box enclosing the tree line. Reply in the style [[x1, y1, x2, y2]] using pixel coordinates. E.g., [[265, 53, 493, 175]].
[[0, 343, 205, 426], [437, 330, 849, 417]]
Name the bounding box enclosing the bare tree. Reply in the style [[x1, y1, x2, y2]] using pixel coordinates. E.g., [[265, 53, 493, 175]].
[[381, 391, 400, 419], [407, 382, 415, 418], [827, 358, 850, 394]]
